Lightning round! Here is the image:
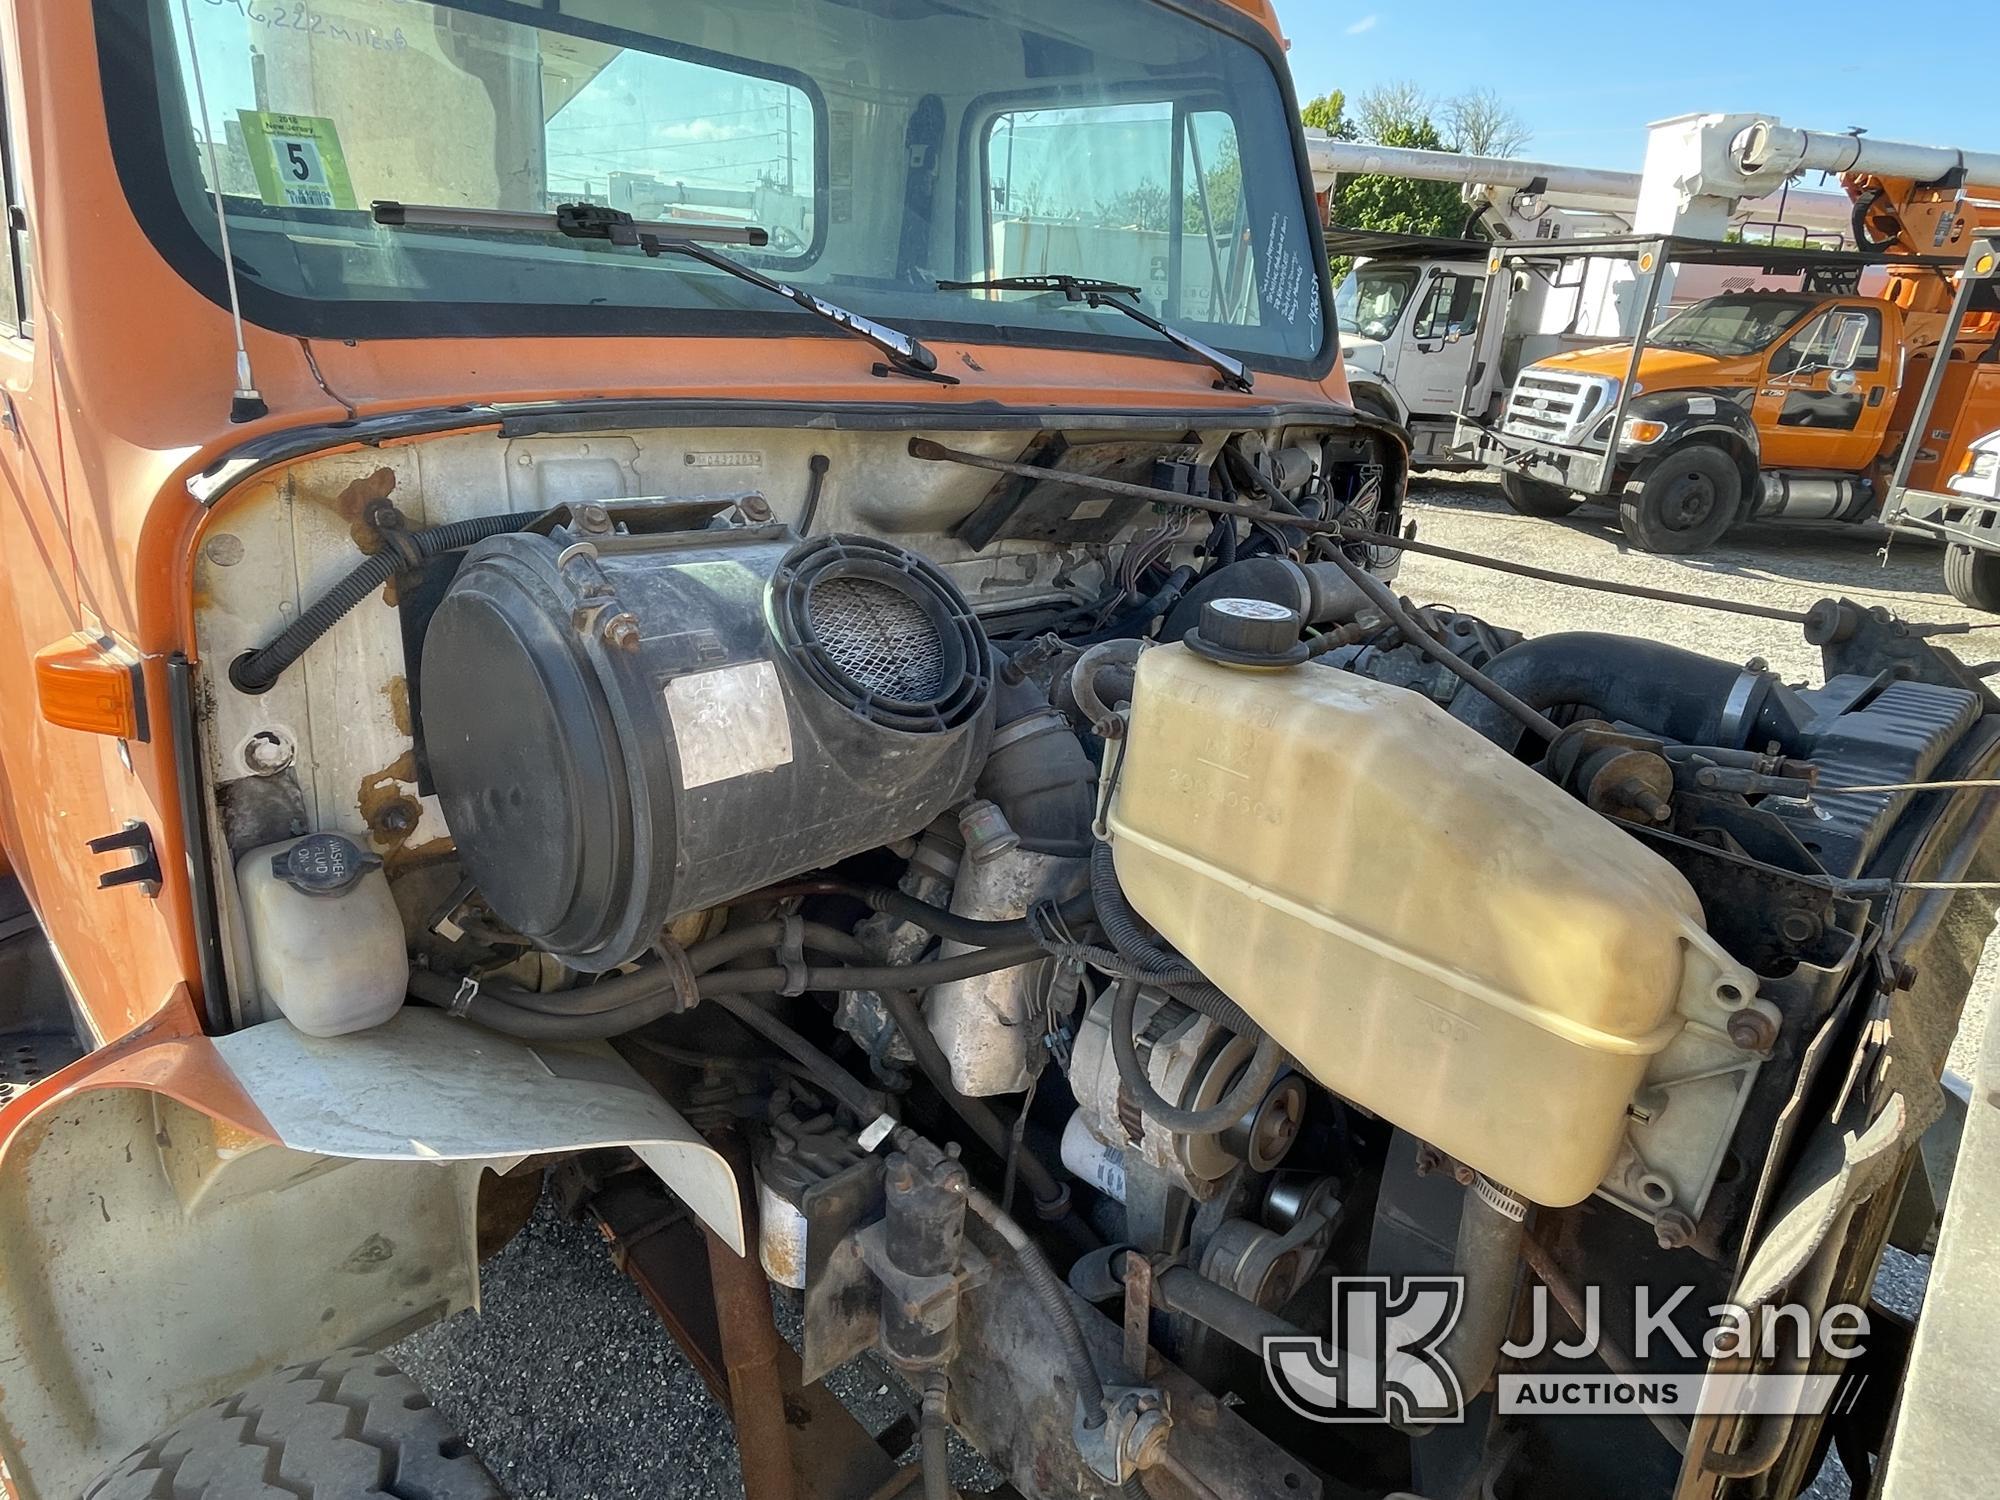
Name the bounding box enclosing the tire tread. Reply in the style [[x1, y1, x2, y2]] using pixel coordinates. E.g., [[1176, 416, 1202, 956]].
[[83, 1350, 500, 1500]]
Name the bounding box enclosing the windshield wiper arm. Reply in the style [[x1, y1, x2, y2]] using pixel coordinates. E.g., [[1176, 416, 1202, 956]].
[[373, 201, 952, 384], [935, 273, 1253, 393]]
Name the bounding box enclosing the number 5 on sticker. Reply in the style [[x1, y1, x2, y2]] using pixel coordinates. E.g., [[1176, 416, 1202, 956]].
[[237, 109, 358, 211]]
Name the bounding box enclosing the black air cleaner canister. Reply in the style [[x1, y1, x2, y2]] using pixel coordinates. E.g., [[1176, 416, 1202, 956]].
[[421, 527, 994, 970]]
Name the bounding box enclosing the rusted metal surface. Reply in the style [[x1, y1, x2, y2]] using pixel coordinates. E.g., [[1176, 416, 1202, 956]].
[[707, 1131, 803, 1500], [950, 1217, 1319, 1500], [574, 1148, 911, 1500], [1121, 1253, 1154, 1381]]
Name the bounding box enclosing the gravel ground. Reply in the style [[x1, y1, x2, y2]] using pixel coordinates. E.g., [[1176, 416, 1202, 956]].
[[395, 1193, 985, 1500], [397, 471, 1989, 1497]]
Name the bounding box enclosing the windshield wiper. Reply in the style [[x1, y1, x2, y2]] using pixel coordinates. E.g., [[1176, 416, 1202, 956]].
[[935, 273, 1253, 393], [373, 201, 952, 385]]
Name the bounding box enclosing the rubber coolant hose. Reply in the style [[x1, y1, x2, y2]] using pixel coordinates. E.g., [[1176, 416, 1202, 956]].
[[1068, 640, 1145, 732], [1088, 843, 1261, 1036], [419, 921, 863, 1020], [229, 510, 537, 694], [758, 881, 1095, 948], [427, 942, 1047, 1041], [463, 922, 872, 1018], [695, 943, 1046, 998], [1109, 976, 1287, 1136]]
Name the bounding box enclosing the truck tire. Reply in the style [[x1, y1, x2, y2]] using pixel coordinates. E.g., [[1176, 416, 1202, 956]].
[[1944, 542, 2000, 612], [83, 1350, 502, 1500], [1618, 445, 1741, 554], [1498, 471, 1582, 518]]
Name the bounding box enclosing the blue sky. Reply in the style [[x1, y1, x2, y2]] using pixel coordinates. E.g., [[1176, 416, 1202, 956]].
[[1278, 1, 1991, 171]]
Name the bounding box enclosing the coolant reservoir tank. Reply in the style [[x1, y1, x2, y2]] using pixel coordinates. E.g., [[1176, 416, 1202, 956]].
[[1105, 640, 1757, 1207]]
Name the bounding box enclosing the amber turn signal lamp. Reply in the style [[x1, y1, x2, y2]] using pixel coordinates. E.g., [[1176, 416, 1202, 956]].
[[34, 632, 147, 741]]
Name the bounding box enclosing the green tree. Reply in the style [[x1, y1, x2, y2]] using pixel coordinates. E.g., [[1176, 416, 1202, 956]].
[[1329, 115, 1465, 239], [1301, 90, 1350, 140], [1306, 81, 1529, 253]]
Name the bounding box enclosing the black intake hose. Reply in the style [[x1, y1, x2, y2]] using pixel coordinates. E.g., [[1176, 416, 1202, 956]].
[[229, 510, 536, 694], [1448, 632, 1804, 757], [977, 649, 1098, 857]]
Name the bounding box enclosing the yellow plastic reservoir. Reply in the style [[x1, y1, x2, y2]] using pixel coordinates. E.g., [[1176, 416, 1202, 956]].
[[1106, 642, 1758, 1207]]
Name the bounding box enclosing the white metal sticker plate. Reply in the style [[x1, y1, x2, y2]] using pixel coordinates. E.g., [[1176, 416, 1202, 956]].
[[664, 659, 795, 789]]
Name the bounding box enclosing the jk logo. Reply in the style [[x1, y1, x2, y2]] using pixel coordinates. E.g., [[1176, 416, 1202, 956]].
[[1263, 1277, 1467, 1425]]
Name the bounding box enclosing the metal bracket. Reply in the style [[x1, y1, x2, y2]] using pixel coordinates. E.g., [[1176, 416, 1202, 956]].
[[1074, 1385, 1174, 1485], [854, 1219, 991, 1330], [87, 820, 161, 896], [1122, 1250, 1155, 1379]]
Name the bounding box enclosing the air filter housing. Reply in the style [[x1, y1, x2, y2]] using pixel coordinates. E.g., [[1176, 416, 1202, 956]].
[[422, 525, 994, 971]]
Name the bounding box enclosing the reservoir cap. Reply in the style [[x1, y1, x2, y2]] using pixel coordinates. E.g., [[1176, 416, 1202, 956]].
[[272, 832, 381, 897], [1187, 597, 1308, 668]]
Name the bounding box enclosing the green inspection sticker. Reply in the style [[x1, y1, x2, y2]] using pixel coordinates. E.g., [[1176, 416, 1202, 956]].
[[238, 111, 358, 211]]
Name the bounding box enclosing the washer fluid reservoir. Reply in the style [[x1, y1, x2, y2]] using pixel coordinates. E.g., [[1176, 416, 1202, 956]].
[[1105, 637, 1758, 1207], [237, 833, 409, 1037]]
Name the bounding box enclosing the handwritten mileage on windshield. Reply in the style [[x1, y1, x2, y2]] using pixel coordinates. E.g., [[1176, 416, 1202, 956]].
[[204, 0, 410, 53]]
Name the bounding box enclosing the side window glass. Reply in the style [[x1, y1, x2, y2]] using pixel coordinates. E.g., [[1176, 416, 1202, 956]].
[[1773, 308, 1881, 376], [1412, 274, 1478, 341], [1410, 276, 1453, 340], [1842, 309, 1882, 371], [1769, 312, 1828, 376]]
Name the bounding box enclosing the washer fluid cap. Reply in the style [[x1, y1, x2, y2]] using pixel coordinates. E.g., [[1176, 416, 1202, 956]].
[[1186, 597, 1309, 668], [272, 832, 381, 897]]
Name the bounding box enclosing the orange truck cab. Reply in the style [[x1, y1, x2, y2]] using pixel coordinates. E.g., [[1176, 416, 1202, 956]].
[[1474, 234, 2000, 553], [0, 1, 1394, 1495], [4, 7, 2000, 1500]]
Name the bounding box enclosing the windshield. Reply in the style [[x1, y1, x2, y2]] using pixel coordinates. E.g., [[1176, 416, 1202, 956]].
[[1647, 293, 1822, 357], [1335, 267, 1417, 339], [99, 0, 1327, 369]]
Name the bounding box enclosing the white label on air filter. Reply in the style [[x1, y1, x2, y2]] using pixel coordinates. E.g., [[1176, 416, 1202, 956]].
[[665, 660, 794, 789]]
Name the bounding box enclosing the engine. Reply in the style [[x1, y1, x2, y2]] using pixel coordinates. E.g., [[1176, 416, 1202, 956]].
[[203, 427, 1999, 1500]]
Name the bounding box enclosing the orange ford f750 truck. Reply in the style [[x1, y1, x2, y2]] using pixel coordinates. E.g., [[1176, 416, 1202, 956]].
[[1, 5, 1998, 1500], [1475, 173, 2000, 556]]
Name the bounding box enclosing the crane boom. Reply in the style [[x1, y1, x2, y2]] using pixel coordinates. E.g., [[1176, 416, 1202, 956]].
[[1730, 122, 2000, 196], [1307, 136, 1642, 209], [1307, 127, 1854, 242]]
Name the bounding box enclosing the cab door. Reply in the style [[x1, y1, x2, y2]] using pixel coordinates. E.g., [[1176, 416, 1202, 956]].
[[1400, 267, 1485, 413], [1753, 303, 1897, 471]]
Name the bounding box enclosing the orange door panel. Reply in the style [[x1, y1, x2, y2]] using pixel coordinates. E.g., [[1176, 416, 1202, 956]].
[[1753, 303, 1897, 472]]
